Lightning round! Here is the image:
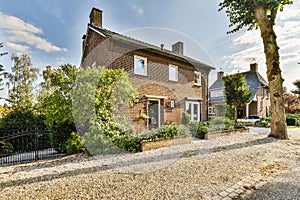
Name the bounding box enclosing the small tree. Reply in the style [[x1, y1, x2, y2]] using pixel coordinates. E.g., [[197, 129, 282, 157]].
[[39, 64, 78, 152], [292, 80, 300, 96], [0, 43, 8, 95], [283, 93, 300, 114], [224, 73, 252, 122], [7, 54, 39, 111]]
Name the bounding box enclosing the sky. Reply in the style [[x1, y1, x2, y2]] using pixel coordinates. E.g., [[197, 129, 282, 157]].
[[0, 0, 299, 102]]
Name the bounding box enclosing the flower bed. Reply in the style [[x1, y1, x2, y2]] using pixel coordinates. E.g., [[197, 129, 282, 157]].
[[204, 128, 249, 140], [140, 135, 192, 151]]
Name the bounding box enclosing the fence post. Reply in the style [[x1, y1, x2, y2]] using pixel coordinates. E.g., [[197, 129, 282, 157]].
[[35, 128, 39, 160]]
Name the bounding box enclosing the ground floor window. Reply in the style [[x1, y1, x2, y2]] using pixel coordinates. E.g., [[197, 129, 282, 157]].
[[185, 101, 200, 122]]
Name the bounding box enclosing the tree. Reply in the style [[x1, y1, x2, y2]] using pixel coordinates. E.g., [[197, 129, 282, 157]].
[[292, 80, 300, 96], [7, 54, 39, 110], [0, 43, 8, 94], [283, 93, 300, 114], [219, 0, 293, 139], [224, 73, 252, 122], [39, 64, 78, 152]]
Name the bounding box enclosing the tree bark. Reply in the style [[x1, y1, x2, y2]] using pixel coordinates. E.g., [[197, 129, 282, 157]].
[[254, 5, 288, 139]]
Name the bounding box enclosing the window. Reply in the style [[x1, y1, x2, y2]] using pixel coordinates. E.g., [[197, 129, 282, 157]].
[[194, 71, 201, 86], [185, 101, 200, 122], [134, 55, 147, 76], [169, 65, 178, 82]]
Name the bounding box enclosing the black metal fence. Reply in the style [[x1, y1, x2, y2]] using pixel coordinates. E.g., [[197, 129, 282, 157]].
[[0, 128, 63, 166]]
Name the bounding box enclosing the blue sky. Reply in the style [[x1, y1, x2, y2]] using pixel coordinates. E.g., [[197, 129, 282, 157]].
[[0, 0, 299, 99]]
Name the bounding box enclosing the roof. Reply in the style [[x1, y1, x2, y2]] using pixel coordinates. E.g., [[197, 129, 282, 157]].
[[209, 70, 268, 102], [87, 24, 215, 71]]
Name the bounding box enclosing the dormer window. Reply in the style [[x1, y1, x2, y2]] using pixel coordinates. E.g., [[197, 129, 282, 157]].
[[169, 65, 178, 82], [194, 71, 201, 86], [134, 55, 147, 76]]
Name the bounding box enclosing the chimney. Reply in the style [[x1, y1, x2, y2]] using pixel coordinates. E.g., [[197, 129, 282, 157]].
[[217, 71, 224, 79], [172, 41, 184, 56], [90, 7, 103, 28], [250, 63, 258, 72]]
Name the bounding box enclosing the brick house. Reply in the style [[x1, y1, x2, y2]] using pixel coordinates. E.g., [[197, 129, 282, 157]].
[[81, 8, 215, 129], [209, 63, 271, 119]]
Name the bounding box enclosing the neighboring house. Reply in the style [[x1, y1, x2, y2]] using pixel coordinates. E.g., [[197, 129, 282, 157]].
[[209, 63, 271, 119], [81, 8, 215, 129]]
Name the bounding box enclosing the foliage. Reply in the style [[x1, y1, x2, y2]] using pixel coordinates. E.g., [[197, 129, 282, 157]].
[[7, 54, 39, 110], [219, 0, 293, 34], [141, 125, 190, 141], [225, 105, 235, 120], [286, 114, 300, 126], [209, 117, 235, 132], [0, 109, 45, 131], [292, 80, 300, 96], [0, 140, 14, 154], [73, 66, 138, 130], [0, 43, 8, 94], [283, 93, 300, 114], [224, 73, 252, 122], [259, 117, 271, 127], [82, 122, 123, 154], [188, 122, 209, 139], [182, 111, 190, 124], [65, 132, 87, 155], [39, 64, 78, 152]]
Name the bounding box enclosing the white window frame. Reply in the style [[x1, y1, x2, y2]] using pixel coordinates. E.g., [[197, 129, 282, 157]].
[[185, 101, 200, 122], [134, 55, 147, 76], [194, 71, 201, 86], [169, 65, 178, 82]]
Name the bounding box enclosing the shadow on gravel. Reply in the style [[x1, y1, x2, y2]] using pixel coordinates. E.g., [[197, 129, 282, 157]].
[[0, 137, 276, 189], [244, 182, 300, 200]]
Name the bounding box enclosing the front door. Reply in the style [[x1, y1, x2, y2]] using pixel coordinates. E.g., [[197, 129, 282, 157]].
[[148, 100, 160, 129]]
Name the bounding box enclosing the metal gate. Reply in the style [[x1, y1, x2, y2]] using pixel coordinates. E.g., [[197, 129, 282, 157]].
[[0, 128, 63, 166]]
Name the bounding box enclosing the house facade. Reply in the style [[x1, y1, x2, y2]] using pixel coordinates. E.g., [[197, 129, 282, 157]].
[[209, 63, 271, 119], [81, 8, 215, 129]]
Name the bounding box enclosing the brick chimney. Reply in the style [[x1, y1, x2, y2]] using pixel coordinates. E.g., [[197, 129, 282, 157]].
[[217, 71, 224, 79], [90, 7, 103, 28], [172, 41, 184, 56], [250, 63, 258, 72]]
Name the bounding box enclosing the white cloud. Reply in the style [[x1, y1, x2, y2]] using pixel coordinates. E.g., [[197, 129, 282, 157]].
[[221, 3, 300, 91], [131, 4, 144, 16], [0, 12, 67, 53], [6, 42, 30, 53]]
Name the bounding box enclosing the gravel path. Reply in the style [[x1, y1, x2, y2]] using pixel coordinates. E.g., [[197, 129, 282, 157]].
[[1, 128, 300, 199]]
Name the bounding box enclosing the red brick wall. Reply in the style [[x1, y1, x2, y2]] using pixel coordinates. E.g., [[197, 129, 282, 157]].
[[82, 29, 210, 128]]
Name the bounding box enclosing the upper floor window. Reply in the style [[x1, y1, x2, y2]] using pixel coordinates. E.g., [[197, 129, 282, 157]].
[[134, 55, 147, 76], [169, 65, 178, 82], [194, 71, 201, 86]]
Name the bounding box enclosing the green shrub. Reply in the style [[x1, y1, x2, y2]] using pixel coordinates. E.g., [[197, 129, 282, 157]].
[[286, 114, 300, 126], [259, 117, 270, 127], [65, 132, 87, 155], [0, 140, 14, 154], [234, 123, 246, 129], [82, 122, 119, 154], [112, 135, 141, 153], [182, 111, 190, 124]]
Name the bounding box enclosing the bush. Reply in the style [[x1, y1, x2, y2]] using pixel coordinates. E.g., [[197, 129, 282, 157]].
[[182, 111, 190, 124], [50, 122, 76, 153], [286, 114, 300, 126], [0, 140, 14, 155], [259, 117, 270, 127], [65, 132, 87, 155]]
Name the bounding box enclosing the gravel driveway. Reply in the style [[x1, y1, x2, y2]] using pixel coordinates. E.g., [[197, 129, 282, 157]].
[[1, 127, 300, 199]]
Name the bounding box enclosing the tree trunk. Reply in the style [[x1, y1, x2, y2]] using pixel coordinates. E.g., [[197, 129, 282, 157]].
[[234, 105, 237, 123], [254, 5, 288, 139]]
